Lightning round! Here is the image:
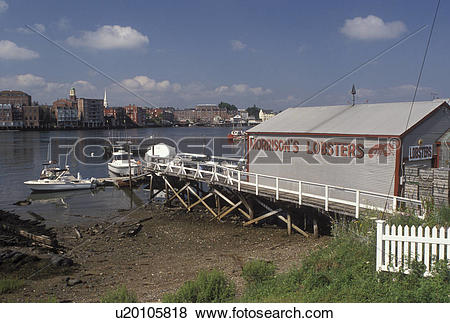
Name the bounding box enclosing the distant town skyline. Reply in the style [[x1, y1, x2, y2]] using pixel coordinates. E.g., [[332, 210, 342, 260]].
[[0, 0, 448, 110]]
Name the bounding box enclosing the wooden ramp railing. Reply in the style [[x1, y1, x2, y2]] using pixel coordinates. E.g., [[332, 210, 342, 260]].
[[146, 160, 423, 218]]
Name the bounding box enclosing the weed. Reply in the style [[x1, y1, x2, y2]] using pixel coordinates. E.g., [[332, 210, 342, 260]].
[[100, 286, 138, 303], [163, 270, 235, 303], [0, 279, 24, 294], [242, 260, 276, 284]]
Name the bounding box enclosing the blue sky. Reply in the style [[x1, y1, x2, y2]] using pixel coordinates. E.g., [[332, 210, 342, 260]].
[[0, 0, 448, 110]]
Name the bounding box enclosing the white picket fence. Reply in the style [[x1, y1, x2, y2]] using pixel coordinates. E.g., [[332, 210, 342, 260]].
[[376, 220, 450, 275]]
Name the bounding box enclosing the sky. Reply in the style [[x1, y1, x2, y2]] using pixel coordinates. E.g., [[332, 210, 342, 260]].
[[0, 0, 448, 110]]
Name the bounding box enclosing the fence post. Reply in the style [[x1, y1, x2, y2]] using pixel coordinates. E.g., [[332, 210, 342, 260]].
[[392, 196, 397, 212], [275, 177, 279, 200], [355, 190, 360, 218], [376, 220, 385, 271], [325, 185, 329, 211], [255, 174, 259, 196]]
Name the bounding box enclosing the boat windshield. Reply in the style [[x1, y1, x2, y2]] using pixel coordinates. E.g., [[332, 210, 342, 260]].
[[113, 154, 131, 161]]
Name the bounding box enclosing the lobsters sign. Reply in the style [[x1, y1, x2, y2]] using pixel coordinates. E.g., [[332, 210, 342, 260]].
[[249, 137, 400, 159]]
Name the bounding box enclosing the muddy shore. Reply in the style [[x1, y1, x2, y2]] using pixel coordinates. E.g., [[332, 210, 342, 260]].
[[0, 203, 329, 302]]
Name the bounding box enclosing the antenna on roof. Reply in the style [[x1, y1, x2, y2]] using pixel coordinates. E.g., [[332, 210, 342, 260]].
[[351, 84, 356, 106]]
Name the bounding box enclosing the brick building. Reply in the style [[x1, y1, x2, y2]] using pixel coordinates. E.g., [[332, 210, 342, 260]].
[[124, 104, 144, 126], [22, 106, 40, 128], [0, 104, 23, 128], [0, 90, 32, 106], [174, 104, 228, 123], [52, 98, 79, 128]]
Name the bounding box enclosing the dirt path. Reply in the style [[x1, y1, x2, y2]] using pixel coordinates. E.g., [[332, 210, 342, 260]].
[[1, 203, 329, 302]]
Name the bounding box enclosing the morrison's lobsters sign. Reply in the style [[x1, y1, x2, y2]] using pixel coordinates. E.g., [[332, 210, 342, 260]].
[[249, 137, 399, 159]]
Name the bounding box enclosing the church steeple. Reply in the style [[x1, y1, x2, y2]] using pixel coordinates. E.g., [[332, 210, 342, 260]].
[[103, 89, 108, 108]]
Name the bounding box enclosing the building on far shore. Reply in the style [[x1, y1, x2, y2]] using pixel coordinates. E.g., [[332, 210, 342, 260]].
[[259, 109, 276, 122], [174, 104, 229, 124], [0, 90, 32, 107], [52, 99, 79, 128], [124, 104, 144, 126], [22, 106, 40, 128], [78, 98, 104, 128]]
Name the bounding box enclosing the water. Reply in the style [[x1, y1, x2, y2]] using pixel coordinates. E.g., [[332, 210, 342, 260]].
[[0, 127, 239, 226]]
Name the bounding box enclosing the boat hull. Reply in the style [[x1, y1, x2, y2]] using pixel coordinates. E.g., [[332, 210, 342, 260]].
[[24, 181, 94, 192], [107, 163, 139, 176]]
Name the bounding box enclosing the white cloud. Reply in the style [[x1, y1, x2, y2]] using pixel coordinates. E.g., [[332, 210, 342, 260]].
[[56, 17, 70, 30], [17, 23, 46, 34], [72, 80, 96, 92], [0, 40, 39, 60], [0, 1, 8, 13], [0, 74, 97, 100], [340, 15, 407, 40], [120, 75, 177, 92], [67, 25, 149, 50], [231, 40, 247, 51], [0, 74, 65, 93], [215, 83, 272, 96]]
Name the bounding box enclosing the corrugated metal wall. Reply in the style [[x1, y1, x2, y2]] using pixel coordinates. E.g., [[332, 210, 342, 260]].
[[248, 135, 397, 208]]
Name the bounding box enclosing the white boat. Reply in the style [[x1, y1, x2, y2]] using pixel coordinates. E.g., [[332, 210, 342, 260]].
[[24, 165, 96, 192], [144, 143, 176, 164], [107, 147, 139, 176]]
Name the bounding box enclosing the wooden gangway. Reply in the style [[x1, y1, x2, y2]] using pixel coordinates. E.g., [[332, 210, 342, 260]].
[[145, 160, 423, 219]]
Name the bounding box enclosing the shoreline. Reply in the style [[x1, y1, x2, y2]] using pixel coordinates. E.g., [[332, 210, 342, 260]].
[[0, 203, 328, 302]]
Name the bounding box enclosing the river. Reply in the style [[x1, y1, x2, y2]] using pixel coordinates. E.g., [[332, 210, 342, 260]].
[[0, 126, 243, 226]]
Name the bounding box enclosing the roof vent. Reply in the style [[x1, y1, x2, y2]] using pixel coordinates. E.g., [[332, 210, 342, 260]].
[[351, 85, 356, 106]]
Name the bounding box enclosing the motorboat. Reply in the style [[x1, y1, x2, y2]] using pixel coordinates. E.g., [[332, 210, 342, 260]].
[[144, 143, 176, 164], [107, 146, 139, 176], [24, 164, 96, 192], [227, 129, 246, 141]]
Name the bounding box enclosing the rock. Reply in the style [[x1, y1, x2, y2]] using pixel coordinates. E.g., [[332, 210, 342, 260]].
[[51, 255, 74, 267], [65, 277, 82, 287], [13, 199, 31, 206]]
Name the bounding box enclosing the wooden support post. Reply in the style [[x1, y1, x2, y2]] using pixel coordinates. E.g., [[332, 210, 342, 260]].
[[217, 201, 242, 220], [164, 179, 190, 209], [215, 194, 221, 214], [313, 216, 318, 239], [277, 215, 309, 237], [187, 187, 218, 217], [148, 174, 153, 202], [186, 184, 191, 206], [164, 177, 170, 206], [243, 209, 282, 226], [214, 189, 250, 219], [287, 213, 291, 235]]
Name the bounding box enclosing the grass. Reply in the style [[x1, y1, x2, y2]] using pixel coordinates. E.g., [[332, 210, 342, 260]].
[[163, 211, 449, 303], [0, 279, 24, 295], [241, 260, 276, 284], [241, 216, 449, 302], [100, 286, 138, 303], [388, 200, 450, 228], [162, 269, 235, 303]]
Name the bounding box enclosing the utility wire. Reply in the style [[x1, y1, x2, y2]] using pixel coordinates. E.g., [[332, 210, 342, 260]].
[[382, 0, 441, 217], [25, 25, 158, 109], [296, 24, 428, 107]]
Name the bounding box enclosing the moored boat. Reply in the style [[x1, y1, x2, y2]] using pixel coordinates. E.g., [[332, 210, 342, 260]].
[[107, 146, 139, 176], [24, 164, 96, 192]]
